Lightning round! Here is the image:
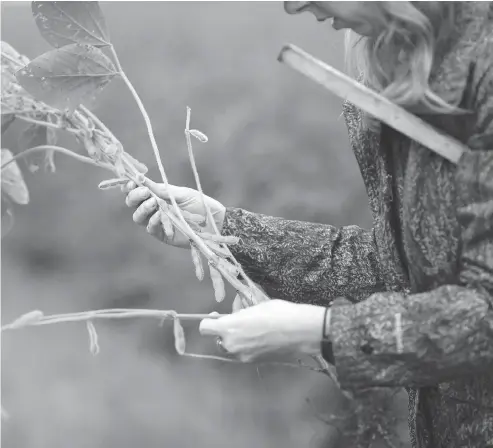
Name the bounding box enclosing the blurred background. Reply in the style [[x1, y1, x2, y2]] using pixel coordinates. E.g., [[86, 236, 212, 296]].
[[1, 2, 408, 447]]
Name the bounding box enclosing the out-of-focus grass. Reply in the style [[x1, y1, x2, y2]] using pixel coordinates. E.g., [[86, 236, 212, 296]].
[[1, 2, 408, 448]]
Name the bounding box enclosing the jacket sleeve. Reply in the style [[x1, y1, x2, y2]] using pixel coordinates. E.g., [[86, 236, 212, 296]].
[[221, 208, 386, 305], [329, 59, 493, 390]]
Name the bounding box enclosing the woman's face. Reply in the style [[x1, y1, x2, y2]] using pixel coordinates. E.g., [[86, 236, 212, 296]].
[[283, 1, 384, 37]]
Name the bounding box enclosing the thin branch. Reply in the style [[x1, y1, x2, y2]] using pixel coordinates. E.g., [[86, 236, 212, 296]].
[[0, 145, 111, 171], [2, 308, 329, 376], [184, 107, 259, 305], [1, 308, 227, 332], [181, 353, 328, 374], [13, 114, 80, 135], [1, 49, 24, 67], [108, 46, 255, 300]]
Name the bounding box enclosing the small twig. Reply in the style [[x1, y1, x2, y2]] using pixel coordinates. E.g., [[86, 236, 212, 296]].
[[184, 107, 260, 304], [0, 145, 111, 171], [1, 308, 227, 332], [2, 308, 329, 377], [1, 48, 25, 67], [79, 105, 113, 138], [13, 114, 81, 135], [181, 352, 328, 374], [107, 46, 255, 300]]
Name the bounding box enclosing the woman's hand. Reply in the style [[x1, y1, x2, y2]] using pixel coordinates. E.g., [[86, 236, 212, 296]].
[[199, 299, 326, 362], [122, 178, 226, 248]]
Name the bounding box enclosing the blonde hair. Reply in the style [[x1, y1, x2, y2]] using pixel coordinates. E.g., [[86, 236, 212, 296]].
[[344, 1, 461, 126]]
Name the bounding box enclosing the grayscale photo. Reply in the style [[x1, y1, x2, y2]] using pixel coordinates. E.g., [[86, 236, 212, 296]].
[[2, 2, 493, 448]]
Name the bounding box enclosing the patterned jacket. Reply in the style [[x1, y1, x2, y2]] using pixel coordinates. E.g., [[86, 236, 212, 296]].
[[221, 2, 493, 447]]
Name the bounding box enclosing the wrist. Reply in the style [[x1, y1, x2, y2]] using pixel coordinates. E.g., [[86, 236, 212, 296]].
[[295, 304, 326, 355]]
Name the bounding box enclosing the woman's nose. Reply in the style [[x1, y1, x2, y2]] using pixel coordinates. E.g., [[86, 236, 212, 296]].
[[283, 2, 311, 15]]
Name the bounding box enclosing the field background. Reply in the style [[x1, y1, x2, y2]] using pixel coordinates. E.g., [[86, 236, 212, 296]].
[[1, 2, 409, 447]]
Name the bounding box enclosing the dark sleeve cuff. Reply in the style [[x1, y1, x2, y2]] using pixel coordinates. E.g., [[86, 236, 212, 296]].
[[321, 340, 335, 365]]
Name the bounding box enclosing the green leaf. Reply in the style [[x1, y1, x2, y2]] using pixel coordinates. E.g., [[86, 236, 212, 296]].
[[15, 44, 118, 111], [1, 149, 29, 205], [32, 1, 111, 48]]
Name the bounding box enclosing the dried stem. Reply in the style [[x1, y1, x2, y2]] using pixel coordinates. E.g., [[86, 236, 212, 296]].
[[0, 145, 110, 171], [1, 308, 226, 331], [108, 45, 258, 301], [184, 107, 260, 305], [11, 114, 81, 135], [182, 352, 327, 374], [1, 308, 327, 377]]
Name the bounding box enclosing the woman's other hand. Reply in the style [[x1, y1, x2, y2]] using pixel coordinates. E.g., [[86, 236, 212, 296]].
[[199, 299, 325, 362], [122, 178, 226, 248]]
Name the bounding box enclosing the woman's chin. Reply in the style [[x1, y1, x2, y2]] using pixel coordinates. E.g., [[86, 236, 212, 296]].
[[331, 18, 345, 30], [331, 18, 373, 36]]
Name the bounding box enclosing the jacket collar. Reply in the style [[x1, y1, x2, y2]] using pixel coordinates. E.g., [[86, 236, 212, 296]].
[[428, 2, 492, 107]]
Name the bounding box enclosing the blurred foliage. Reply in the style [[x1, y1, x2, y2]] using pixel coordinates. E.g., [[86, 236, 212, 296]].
[[1, 2, 409, 448]]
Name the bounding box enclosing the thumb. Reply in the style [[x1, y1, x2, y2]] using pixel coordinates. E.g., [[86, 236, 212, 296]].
[[143, 178, 190, 203], [199, 312, 223, 336]]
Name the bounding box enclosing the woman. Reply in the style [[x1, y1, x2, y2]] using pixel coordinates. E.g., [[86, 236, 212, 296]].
[[123, 2, 493, 447]]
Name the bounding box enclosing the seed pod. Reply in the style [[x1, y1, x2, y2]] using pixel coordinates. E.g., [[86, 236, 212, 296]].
[[200, 233, 239, 245], [232, 292, 245, 313], [190, 243, 204, 281], [189, 129, 208, 143], [98, 178, 127, 189], [158, 200, 175, 240], [173, 318, 186, 355], [249, 282, 270, 305], [122, 152, 148, 174], [221, 260, 240, 278], [209, 263, 225, 303], [204, 240, 230, 258], [86, 321, 100, 355], [161, 213, 174, 240], [9, 310, 44, 329]]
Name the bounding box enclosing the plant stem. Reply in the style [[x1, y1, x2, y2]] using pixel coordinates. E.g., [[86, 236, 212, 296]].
[[182, 352, 327, 374], [183, 108, 260, 305], [78, 105, 113, 138], [1, 308, 329, 376], [184, 107, 220, 236], [108, 45, 254, 299], [0, 145, 110, 171], [1, 309, 227, 332], [14, 115, 80, 135], [109, 46, 191, 227]]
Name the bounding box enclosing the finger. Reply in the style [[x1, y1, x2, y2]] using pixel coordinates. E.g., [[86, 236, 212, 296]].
[[199, 317, 225, 336], [133, 197, 157, 225], [126, 186, 151, 208], [143, 178, 192, 204], [146, 210, 164, 241], [121, 180, 136, 194]]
